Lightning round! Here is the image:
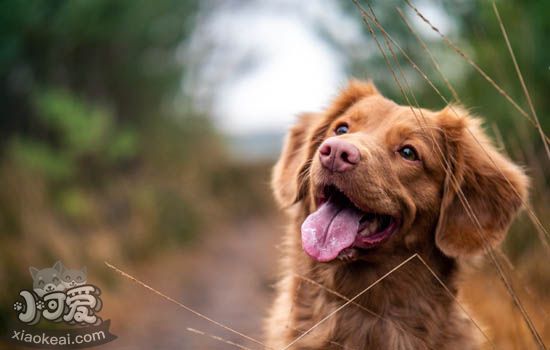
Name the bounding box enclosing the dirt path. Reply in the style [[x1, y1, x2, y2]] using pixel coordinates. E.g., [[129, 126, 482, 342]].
[[101, 216, 282, 349]]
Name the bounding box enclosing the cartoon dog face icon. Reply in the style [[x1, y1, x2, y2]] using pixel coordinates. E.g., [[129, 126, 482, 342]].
[[61, 266, 87, 289], [29, 261, 66, 296]]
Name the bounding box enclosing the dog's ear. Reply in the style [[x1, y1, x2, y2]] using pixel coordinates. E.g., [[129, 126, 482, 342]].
[[272, 112, 319, 207], [29, 267, 39, 279], [435, 107, 529, 257], [325, 79, 379, 117], [272, 79, 380, 208], [53, 261, 64, 273]]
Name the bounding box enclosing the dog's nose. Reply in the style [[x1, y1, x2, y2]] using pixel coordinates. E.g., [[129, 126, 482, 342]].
[[319, 138, 360, 172]]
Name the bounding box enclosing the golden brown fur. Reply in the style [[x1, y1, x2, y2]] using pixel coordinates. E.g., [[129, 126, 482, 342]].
[[266, 80, 528, 349]]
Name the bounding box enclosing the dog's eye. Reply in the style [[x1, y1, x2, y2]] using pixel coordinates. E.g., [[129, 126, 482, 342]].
[[335, 123, 349, 135], [398, 146, 419, 161]]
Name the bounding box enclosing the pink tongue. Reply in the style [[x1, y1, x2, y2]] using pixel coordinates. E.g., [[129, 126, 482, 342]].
[[301, 199, 363, 262]]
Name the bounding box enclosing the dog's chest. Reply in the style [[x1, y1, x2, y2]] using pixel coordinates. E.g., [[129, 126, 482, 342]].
[[289, 280, 458, 350]]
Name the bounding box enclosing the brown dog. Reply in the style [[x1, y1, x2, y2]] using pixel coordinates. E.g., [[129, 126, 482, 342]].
[[265, 80, 528, 349]]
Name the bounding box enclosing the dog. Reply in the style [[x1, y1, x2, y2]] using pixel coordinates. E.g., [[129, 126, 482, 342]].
[[265, 80, 528, 349]]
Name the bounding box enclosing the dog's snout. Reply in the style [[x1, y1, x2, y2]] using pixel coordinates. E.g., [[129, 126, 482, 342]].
[[319, 138, 360, 172]]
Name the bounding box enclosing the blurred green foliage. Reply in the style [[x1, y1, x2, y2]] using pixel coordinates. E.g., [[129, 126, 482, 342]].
[[0, 0, 213, 235], [0, 0, 198, 132], [346, 1, 550, 140], [11, 88, 138, 183]]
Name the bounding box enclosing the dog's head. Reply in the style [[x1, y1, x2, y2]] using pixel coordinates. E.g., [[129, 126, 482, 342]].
[[272, 80, 528, 262]]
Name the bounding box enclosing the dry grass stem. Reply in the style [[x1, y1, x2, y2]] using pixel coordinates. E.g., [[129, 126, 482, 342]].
[[104, 262, 271, 350]]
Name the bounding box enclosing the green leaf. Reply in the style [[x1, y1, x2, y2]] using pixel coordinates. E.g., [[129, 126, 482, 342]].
[[10, 137, 74, 181]]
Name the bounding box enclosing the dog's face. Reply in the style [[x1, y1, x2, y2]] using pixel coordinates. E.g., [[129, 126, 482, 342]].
[[303, 94, 445, 262], [273, 80, 528, 262]]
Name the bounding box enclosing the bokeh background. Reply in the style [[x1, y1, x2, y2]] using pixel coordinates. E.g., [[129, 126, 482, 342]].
[[0, 0, 548, 349]]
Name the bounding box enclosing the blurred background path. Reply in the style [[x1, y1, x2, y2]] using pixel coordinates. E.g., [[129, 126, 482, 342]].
[[102, 217, 281, 350]]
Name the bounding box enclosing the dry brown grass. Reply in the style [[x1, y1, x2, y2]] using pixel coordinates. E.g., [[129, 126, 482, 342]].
[[461, 253, 550, 349]]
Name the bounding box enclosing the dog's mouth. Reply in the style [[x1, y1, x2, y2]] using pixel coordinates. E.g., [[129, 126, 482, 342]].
[[301, 185, 399, 262]]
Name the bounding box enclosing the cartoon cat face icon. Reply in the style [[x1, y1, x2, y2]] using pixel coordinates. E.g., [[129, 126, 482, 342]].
[[61, 266, 87, 289], [30, 261, 66, 297]]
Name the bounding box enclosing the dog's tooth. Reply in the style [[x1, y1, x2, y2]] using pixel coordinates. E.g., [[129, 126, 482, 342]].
[[360, 218, 378, 237], [369, 219, 378, 233], [365, 219, 377, 236]]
